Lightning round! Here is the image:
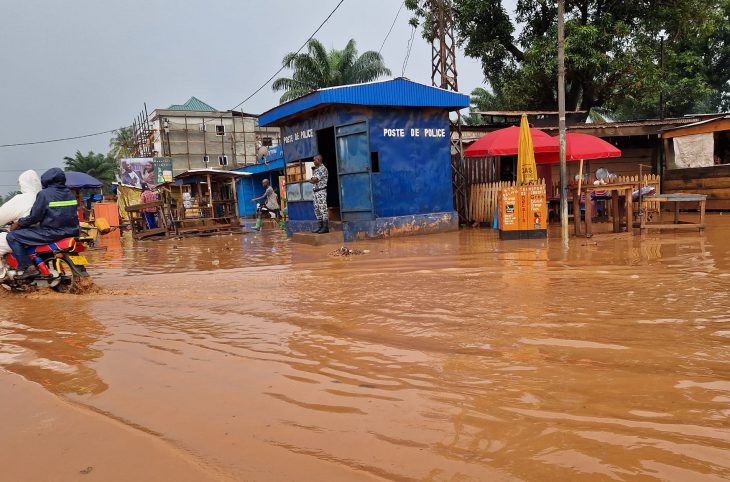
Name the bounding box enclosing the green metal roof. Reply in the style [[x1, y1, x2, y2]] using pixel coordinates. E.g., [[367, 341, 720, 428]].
[[167, 96, 218, 112]]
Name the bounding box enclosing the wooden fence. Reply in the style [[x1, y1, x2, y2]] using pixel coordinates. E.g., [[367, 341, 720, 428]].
[[470, 175, 661, 224], [468, 180, 519, 225]]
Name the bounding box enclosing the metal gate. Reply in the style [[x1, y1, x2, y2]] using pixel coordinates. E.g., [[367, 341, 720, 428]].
[[335, 121, 374, 221]]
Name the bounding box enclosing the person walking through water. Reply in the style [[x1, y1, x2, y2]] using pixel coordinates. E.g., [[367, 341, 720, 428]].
[[250, 179, 280, 231], [309, 154, 329, 233]]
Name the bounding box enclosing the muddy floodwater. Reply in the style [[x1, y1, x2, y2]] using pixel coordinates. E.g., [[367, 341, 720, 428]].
[[2, 216, 730, 481]]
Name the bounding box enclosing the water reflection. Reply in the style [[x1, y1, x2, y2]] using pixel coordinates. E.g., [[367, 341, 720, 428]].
[[0, 298, 108, 395]]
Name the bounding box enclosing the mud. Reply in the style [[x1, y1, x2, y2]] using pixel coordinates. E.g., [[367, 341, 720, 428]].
[[2, 216, 730, 481]]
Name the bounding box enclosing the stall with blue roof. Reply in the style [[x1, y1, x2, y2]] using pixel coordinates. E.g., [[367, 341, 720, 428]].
[[234, 145, 285, 217], [258, 78, 469, 240]]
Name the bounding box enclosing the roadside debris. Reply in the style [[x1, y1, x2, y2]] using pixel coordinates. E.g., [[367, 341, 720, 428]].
[[330, 246, 369, 257]]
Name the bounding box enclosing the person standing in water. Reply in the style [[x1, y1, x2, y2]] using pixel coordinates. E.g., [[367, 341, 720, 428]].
[[139, 183, 158, 229], [309, 154, 329, 233]]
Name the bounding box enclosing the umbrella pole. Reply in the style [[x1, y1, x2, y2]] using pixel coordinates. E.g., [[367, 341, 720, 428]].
[[577, 159, 584, 234]]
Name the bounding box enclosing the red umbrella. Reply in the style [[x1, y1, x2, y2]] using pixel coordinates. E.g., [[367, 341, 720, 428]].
[[535, 133, 621, 164], [464, 125, 559, 157]]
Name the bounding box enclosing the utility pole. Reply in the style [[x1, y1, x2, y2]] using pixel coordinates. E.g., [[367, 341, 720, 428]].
[[431, 0, 467, 225], [558, 0, 568, 240], [659, 33, 666, 120]]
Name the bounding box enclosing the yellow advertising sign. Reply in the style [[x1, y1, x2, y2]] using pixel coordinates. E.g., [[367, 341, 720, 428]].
[[499, 184, 547, 239]]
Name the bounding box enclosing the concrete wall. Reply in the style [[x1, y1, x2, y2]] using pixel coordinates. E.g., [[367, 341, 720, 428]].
[[151, 111, 280, 175]]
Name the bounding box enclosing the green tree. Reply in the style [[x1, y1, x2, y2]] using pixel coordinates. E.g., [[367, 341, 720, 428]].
[[109, 127, 135, 160], [63, 150, 117, 193], [406, 0, 730, 119], [463, 87, 504, 125], [272, 39, 392, 103]]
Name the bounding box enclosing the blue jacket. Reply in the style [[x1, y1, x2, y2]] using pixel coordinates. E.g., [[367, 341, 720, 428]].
[[17, 168, 80, 239]]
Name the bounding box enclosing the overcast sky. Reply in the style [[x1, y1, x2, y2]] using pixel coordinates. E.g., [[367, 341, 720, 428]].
[[0, 0, 515, 195]]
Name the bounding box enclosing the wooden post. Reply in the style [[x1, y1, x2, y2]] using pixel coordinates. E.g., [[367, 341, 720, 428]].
[[625, 187, 634, 233], [611, 191, 620, 232], [196, 180, 203, 218], [207, 174, 213, 222], [573, 187, 581, 236], [231, 177, 239, 218], [674, 201, 680, 224], [699, 198, 706, 232]]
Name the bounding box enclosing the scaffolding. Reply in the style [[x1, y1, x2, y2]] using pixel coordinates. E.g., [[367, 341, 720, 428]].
[[130, 103, 155, 157], [430, 0, 467, 224]]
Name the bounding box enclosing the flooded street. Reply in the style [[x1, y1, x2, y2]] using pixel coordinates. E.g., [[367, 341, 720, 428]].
[[2, 216, 730, 481]]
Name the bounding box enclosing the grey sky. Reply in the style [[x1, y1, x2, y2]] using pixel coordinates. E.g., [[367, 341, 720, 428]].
[[0, 0, 512, 195]]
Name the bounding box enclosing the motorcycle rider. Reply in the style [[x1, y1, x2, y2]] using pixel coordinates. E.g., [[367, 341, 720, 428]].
[[0, 170, 42, 257], [7, 168, 80, 280]]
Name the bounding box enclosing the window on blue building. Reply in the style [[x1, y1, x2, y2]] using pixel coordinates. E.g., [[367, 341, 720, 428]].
[[371, 152, 380, 173]]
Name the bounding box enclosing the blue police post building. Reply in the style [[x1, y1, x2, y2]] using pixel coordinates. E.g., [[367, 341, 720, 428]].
[[258, 78, 469, 241]]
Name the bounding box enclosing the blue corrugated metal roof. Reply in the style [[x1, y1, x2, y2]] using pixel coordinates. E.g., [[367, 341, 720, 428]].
[[259, 78, 469, 126], [168, 96, 218, 112], [233, 158, 285, 175]]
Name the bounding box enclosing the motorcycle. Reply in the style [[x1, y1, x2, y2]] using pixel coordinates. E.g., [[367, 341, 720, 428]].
[[0, 222, 102, 294]]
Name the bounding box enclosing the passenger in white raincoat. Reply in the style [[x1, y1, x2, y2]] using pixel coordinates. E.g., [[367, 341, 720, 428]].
[[0, 170, 42, 256]]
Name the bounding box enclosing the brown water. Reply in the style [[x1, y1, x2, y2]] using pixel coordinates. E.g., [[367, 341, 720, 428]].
[[2, 216, 730, 481]]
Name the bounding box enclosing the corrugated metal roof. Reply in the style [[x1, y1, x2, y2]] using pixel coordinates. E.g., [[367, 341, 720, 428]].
[[259, 78, 470, 126], [167, 97, 218, 112], [661, 115, 730, 133]]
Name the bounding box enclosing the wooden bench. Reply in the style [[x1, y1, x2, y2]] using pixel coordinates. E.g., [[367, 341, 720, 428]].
[[639, 193, 707, 234]]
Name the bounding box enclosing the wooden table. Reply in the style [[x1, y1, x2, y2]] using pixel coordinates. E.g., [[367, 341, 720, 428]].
[[572, 182, 636, 237], [639, 193, 707, 234]]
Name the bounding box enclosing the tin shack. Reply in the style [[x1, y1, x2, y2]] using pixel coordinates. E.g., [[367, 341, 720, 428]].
[[662, 116, 730, 209], [235, 145, 286, 217], [258, 78, 469, 240]]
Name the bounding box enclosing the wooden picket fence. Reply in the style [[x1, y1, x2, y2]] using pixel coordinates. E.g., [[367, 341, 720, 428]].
[[470, 175, 661, 224], [469, 180, 546, 225]]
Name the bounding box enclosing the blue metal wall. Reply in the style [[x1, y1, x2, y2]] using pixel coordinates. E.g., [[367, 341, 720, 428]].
[[280, 106, 454, 221]]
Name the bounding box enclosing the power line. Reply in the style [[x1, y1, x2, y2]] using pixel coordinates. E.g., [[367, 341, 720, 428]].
[[402, 25, 417, 77], [0, 127, 125, 148], [1, 0, 347, 148], [227, 0, 346, 113], [379, 1, 405, 55]]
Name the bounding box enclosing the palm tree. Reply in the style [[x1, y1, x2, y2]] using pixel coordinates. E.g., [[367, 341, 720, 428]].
[[273, 39, 391, 103], [109, 127, 135, 160], [64, 150, 118, 193]]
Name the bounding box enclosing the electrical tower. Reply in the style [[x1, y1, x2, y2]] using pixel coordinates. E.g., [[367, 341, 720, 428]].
[[430, 0, 467, 224]]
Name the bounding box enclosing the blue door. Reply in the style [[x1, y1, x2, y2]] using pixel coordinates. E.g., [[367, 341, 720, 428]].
[[335, 122, 374, 221]]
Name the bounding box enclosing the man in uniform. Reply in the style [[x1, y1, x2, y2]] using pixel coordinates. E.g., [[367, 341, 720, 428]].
[[309, 154, 329, 233]]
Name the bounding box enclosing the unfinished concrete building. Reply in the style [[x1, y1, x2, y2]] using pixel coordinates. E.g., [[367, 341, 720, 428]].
[[144, 97, 280, 174]]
